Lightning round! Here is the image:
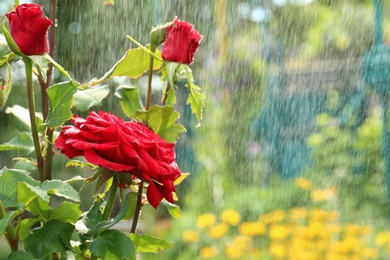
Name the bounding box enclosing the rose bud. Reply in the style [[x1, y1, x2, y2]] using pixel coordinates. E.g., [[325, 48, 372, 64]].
[[6, 3, 52, 56], [161, 19, 203, 65]]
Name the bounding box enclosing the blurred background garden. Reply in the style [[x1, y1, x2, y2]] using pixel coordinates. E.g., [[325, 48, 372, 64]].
[[2, 0, 390, 259]]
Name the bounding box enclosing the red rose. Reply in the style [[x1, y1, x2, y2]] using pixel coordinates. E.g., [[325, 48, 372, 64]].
[[161, 19, 203, 64], [54, 111, 181, 208], [6, 3, 52, 56]]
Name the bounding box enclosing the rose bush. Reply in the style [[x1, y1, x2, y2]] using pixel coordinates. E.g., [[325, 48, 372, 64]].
[[54, 110, 181, 208], [161, 19, 203, 64], [6, 3, 52, 55]]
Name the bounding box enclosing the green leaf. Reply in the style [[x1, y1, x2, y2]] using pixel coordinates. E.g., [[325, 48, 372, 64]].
[[75, 197, 104, 240], [115, 85, 143, 118], [41, 179, 80, 203], [136, 105, 186, 143], [29, 55, 48, 70], [166, 62, 180, 90], [0, 210, 21, 236], [0, 132, 34, 155], [5, 105, 43, 132], [73, 84, 110, 111], [91, 45, 162, 85], [1, 21, 23, 56], [45, 81, 78, 127], [43, 53, 72, 80], [95, 192, 137, 230], [0, 167, 39, 208], [161, 200, 181, 218], [123, 192, 138, 220], [24, 220, 74, 259], [65, 160, 98, 169], [126, 35, 162, 61], [89, 230, 135, 260], [0, 63, 12, 109], [129, 234, 173, 253], [18, 218, 40, 240], [50, 201, 82, 224], [17, 182, 51, 221], [183, 65, 205, 123], [7, 251, 36, 260]]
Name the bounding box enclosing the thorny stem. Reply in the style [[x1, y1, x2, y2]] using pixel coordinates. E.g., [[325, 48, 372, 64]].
[[102, 176, 118, 221], [25, 57, 44, 182], [130, 182, 144, 234], [42, 0, 57, 181]]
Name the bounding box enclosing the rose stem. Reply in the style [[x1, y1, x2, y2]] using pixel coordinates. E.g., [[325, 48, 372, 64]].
[[102, 176, 119, 221], [13, 0, 19, 7], [0, 201, 18, 252], [130, 44, 157, 234], [25, 57, 44, 182], [162, 82, 171, 105], [145, 48, 155, 109], [41, 0, 57, 181], [130, 183, 144, 234]]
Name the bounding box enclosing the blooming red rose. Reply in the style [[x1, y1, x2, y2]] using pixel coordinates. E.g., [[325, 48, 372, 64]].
[[6, 3, 52, 55], [54, 111, 181, 208], [161, 19, 203, 64]]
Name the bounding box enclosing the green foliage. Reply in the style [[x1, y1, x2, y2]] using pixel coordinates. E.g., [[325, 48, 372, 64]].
[[73, 84, 110, 111], [0, 167, 39, 208], [41, 179, 80, 203], [0, 132, 34, 155], [115, 85, 143, 118], [89, 230, 135, 260], [5, 105, 43, 132], [161, 200, 181, 219], [305, 110, 387, 222], [129, 234, 173, 253], [0, 64, 12, 109], [24, 220, 74, 259], [92, 45, 162, 85], [74, 194, 137, 259], [7, 251, 35, 260], [45, 81, 79, 127], [136, 105, 186, 143]]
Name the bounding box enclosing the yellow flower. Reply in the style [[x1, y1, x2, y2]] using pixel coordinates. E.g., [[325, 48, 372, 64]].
[[289, 207, 307, 220], [344, 224, 365, 237], [182, 230, 200, 242], [199, 246, 218, 259], [197, 213, 217, 228], [308, 221, 329, 239], [327, 223, 342, 234], [363, 247, 378, 259], [231, 235, 252, 250], [269, 243, 286, 259], [239, 222, 265, 236], [260, 210, 286, 224], [208, 223, 228, 239], [221, 209, 241, 226], [376, 231, 390, 245], [225, 245, 242, 259], [340, 236, 361, 253], [326, 210, 339, 222], [310, 189, 335, 202], [295, 177, 312, 190], [269, 224, 290, 240], [310, 208, 328, 222]]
